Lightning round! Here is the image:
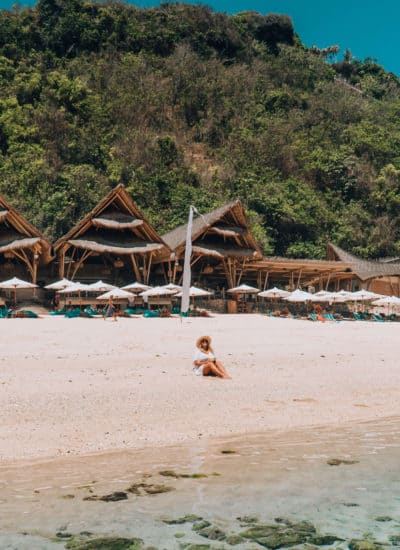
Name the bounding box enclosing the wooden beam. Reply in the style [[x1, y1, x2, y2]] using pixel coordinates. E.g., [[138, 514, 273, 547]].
[[12, 248, 34, 278], [66, 247, 77, 279], [145, 252, 153, 285], [71, 249, 93, 279], [263, 271, 269, 290], [59, 247, 66, 278], [296, 269, 303, 288], [325, 272, 332, 291], [190, 255, 203, 268], [130, 254, 142, 282]]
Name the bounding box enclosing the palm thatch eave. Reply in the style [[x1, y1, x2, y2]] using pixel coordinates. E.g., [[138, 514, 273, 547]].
[[327, 243, 400, 281]]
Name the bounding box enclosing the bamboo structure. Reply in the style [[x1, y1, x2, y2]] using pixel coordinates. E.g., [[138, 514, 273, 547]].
[[243, 256, 352, 291], [326, 243, 400, 296], [53, 185, 170, 283], [0, 196, 51, 283], [160, 201, 262, 287]]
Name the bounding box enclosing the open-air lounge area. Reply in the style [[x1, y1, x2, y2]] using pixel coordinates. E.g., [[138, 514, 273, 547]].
[[1, 184, 400, 320]]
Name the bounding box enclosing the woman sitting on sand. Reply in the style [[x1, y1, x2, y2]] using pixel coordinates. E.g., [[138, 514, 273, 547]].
[[193, 336, 230, 379]]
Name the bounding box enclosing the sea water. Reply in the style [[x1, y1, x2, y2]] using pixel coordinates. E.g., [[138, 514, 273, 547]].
[[1, 417, 399, 549]]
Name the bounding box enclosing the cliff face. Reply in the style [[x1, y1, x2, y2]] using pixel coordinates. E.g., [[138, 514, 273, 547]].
[[1, 1, 400, 259]]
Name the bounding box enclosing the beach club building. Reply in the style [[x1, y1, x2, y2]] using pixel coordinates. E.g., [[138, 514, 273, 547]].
[[0, 194, 51, 284], [1, 185, 400, 300], [53, 185, 169, 284], [159, 201, 262, 289]]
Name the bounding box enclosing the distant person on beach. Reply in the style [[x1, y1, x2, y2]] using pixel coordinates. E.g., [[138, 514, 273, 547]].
[[104, 297, 118, 321], [193, 335, 230, 379], [51, 293, 60, 311]]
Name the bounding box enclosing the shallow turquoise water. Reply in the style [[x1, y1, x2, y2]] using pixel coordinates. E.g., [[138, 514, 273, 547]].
[[1, 417, 400, 548]]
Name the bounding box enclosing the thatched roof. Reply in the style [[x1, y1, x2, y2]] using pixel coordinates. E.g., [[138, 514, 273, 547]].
[[162, 201, 261, 259], [0, 197, 51, 263], [54, 184, 169, 258], [92, 212, 144, 230], [327, 243, 400, 281], [0, 236, 40, 254], [68, 238, 164, 255], [192, 244, 258, 259]]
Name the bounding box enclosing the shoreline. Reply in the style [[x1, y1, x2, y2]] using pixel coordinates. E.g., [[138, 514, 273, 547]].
[[3, 413, 400, 472]]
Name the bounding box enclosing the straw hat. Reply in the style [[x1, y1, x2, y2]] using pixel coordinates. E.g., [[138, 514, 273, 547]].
[[196, 335, 212, 349]]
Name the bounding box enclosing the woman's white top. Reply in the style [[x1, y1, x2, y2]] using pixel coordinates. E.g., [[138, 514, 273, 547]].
[[194, 348, 215, 362], [193, 348, 216, 375]]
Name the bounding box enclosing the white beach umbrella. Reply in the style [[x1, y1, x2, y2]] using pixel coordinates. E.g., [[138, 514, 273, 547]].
[[87, 280, 117, 292], [372, 295, 400, 315], [285, 289, 315, 302], [330, 289, 354, 301], [348, 289, 384, 313], [330, 292, 349, 304], [314, 290, 331, 297], [227, 283, 260, 294], [96, 288, 134, 300], [45, 278, 73, 290], [141, 286, 177, 297], [372, 295, 400, 306], [350, 290, 383, 301], [312, 291, 347, 304], [0, 276, 37, 304], [310, 292, 332, 302], [58, 282, 91, 294], [175, 286, 212, 298], [121, 281, 152, 292], [258, 287, 290, 299], [164, 283, 182, 292]]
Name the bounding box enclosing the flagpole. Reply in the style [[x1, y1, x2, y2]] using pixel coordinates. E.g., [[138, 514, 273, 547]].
[[181, 206, 194, 315]]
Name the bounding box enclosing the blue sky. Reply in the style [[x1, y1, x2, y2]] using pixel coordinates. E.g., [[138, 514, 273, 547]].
[[1, 0, 399, 75]]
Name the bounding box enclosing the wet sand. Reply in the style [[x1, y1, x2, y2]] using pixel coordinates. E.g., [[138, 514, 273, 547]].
[[0, 314, 399, 463], [1, 417, 400, 548]]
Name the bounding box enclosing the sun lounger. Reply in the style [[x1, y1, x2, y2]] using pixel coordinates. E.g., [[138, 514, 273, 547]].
[[372, 313, 385, 322], [353, 312, 364, 321], [143, 310, 160, 318], [65, 307, 81, 318], [50, 306, 67, 316], [17, 310, 38, 318], [84, 306, 100, 316], [0, 307, 9, 319], [308, 313, 317, 321]]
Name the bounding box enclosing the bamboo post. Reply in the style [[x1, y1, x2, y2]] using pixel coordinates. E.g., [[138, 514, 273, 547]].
[[130, 254, 142, 282], [263, 271, 269, 290]]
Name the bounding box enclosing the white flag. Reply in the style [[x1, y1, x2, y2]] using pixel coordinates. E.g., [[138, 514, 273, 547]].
[[181, 206, 193, 314]]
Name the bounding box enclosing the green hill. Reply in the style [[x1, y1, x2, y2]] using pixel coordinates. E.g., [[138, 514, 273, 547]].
[[1, 0, 400, 259]]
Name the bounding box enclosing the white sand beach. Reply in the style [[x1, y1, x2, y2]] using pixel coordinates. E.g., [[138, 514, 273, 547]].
[[0, 314, 399, 463]]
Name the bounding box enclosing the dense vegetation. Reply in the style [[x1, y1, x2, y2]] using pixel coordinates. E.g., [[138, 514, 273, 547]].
[[1, 0, 400, 258]]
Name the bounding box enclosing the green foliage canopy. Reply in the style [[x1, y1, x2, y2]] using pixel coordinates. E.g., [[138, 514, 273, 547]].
[[0, 1, 399, 259]]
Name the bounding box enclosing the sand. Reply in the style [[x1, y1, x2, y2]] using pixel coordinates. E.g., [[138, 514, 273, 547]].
[[0, 314, 399, 463]]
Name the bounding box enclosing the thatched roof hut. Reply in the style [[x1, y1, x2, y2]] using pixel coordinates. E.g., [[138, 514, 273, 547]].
[[327, 243, 400, 281], [161, 201, 261, 287], [54, 185, 169, 283], [0, 195, 51, 283], [326, 243, 400, 295]]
